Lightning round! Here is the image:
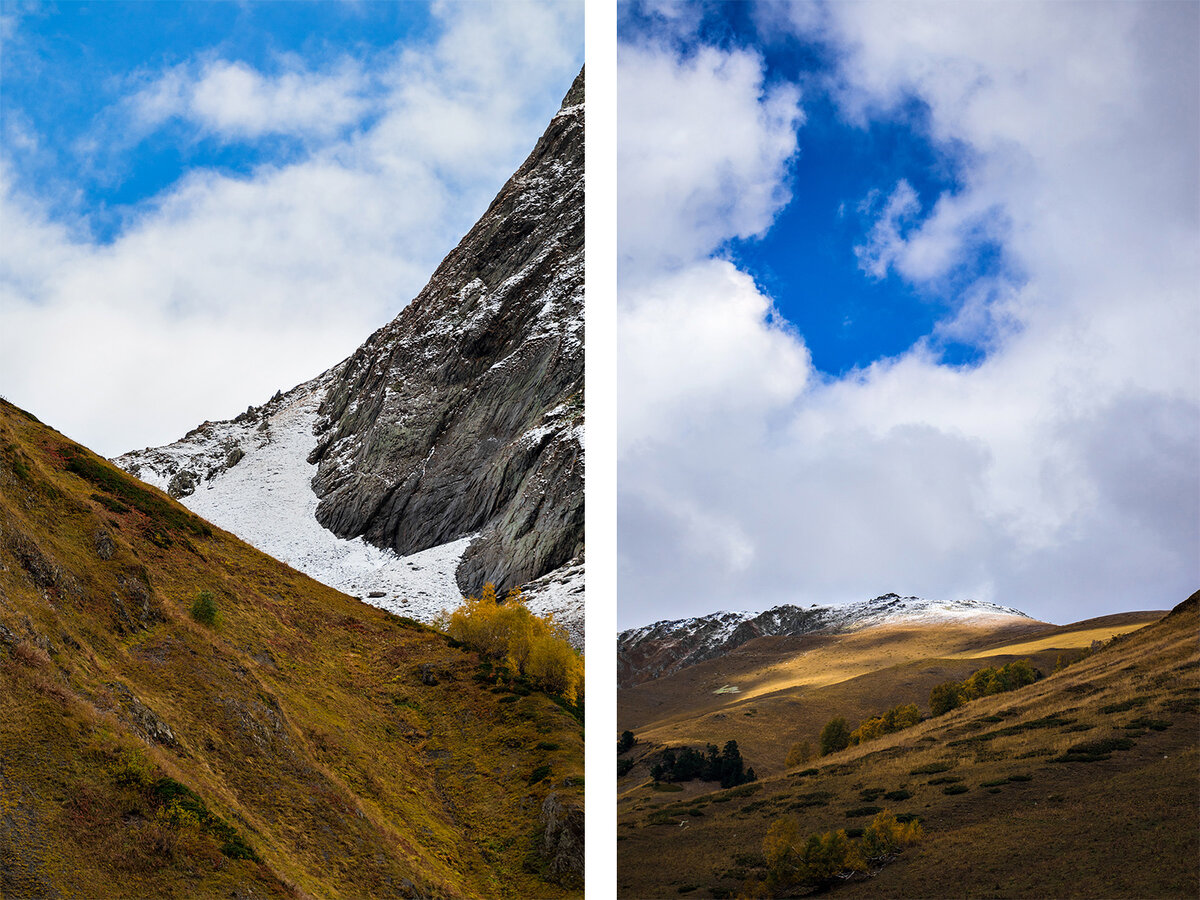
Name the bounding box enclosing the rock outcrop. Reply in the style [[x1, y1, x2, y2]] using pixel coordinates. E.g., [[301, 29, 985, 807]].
[[307, 70, 584, 595], [116, 70, 585, 623]]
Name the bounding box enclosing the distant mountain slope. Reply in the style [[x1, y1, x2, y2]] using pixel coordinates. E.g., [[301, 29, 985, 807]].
[[618, 593, 1037, 687], [616, 594, 1197, 899], [0, 397, 583, 898], [117, 69, 584, 642]]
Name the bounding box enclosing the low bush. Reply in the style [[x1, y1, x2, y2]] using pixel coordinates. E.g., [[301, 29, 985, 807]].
[[942, 783, 969, 795], [190, 590, 218, 626], [785, 741, 813, 768], [844, 805, 883, 818], [1124, 717, 1170, 731], [1055, 736, 1135, 763], [883, 789, 912, 801]]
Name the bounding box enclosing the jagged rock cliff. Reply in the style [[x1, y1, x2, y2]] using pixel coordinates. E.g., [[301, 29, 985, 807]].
[[309, 70, 583, 595], [116, 70, 584, 637]]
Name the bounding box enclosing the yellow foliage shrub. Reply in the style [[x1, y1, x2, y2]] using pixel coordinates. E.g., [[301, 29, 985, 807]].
[[444, 584, 584, 703], [784, 741, 812, 768]]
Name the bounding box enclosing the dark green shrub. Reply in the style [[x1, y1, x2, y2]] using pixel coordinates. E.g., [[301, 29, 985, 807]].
[[190, 590, 217, 626], [528, 764, 552, 784], [942, 783, 969, 795], [844, 805, 882, 817], [618, 730, 636, 753], [617, 758, 634, 776], [927, 776, 961, 785], [883, 789, 912, 801], [1099, 697, 1149, 714], [1055, 736, 1134, 763], [1124, 717, 1170, 731], [819, 717, 851, 755]]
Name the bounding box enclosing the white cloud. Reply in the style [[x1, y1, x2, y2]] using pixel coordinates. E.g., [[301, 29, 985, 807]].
[[620, 258, 811, 450], [618, 41, 803, 268], [0, 0, 583, 457], [618, 1, 1199, 627], [175, 59, 371, 139]]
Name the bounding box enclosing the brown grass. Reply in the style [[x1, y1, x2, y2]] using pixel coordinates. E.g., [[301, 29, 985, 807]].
[[617, 595, 1198, 899], [0, 398, 583, 899]]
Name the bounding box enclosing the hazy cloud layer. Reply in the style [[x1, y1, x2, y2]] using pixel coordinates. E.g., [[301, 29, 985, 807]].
[[1, 1, 582, 456], [619, 1, 1199, 626]]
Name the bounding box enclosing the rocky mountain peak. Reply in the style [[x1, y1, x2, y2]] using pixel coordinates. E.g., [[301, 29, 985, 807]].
[[115, 69, 584, 640], [307, 67, 584, 596]]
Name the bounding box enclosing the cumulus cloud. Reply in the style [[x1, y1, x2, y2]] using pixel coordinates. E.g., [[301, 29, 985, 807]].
[[132, 59, 372, 140], [618, 1, 1198, 627], [0, 1, 582, 456], [618, 40, 803, 268]]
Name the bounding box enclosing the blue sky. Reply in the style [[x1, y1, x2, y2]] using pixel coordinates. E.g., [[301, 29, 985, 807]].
[[618, 0, 1199, 627], [620, 0, 1010, 376], [1, 0, 582, 455], [4, 2, 434, 241]]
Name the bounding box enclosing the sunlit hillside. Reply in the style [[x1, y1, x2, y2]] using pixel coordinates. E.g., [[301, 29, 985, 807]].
[[617, 598, 1197, 898], [0, 398, 583, 899]]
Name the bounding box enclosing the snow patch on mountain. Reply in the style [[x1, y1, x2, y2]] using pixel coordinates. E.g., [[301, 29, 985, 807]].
[[118, 376, 473, 621], [618, 593, 1037, 686], [117, 375, 584, 643]]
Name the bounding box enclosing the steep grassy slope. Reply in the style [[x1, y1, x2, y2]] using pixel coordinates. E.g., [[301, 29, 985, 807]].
[[617, 598, 1197, 898], [618, 613, 1161, 780], [0, 398, 582, 899]]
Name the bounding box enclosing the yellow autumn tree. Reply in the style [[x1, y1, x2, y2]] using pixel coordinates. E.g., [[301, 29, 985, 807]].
[[443, 584, 583, 704], [784, 741, 812, 768], [860, 810, 923, 862]]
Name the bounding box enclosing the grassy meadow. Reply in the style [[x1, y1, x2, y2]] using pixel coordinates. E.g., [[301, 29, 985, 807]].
[[0, 397, 583, 899], [618, 595, 1197, 898]]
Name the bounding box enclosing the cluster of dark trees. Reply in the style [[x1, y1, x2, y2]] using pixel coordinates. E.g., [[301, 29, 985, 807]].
[[650, 740, 756, 788], [617, 730, 636, 754], [816, 659, 1043, 757], [929, 659, 1040, 715]]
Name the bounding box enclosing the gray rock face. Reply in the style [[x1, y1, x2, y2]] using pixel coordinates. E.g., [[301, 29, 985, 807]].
[[306, 70, 584, 595], [538, 791, 584, 887], [115, 71, 585, 611]]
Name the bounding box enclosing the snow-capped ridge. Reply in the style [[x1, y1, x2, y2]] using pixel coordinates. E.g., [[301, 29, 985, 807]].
[[618, 593, 1036, 687]]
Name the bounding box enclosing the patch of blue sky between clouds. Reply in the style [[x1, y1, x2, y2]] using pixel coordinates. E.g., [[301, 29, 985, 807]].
[[621, 0, 1020, 375], [1, 0, 583, 456]]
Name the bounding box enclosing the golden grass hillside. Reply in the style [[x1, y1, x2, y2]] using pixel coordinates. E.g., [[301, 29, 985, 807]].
[[617, 596, 1197, 898], [0, 398, 583, 899]]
